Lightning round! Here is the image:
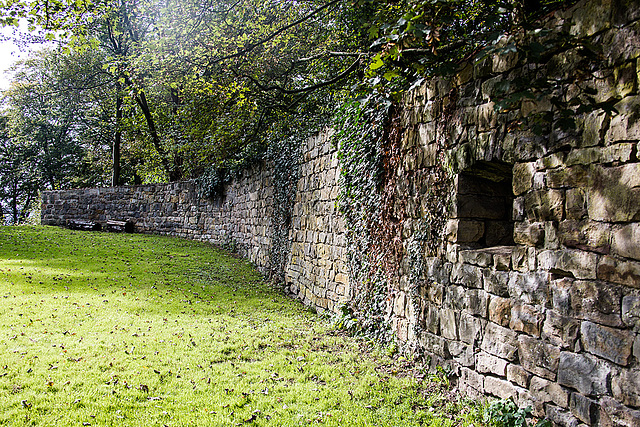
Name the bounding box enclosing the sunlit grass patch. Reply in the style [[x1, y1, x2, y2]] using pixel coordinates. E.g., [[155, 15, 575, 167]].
[[0, 226, 483, 426]]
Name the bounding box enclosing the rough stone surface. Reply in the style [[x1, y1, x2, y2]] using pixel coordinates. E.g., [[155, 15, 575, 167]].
[[612, 223, 640, 261], [599, 397, 640, 427], [530, 375, 569, 407], [476, 352, 508, 376], [510, 303, 544, 337], [542, 310, 581, 349], [570, 393, 598, 425], [518, 335, 561, 381], [581, 321, 634, 366], [612, 369, 640, 408], [622, 295, 640, 331], [557, 352, 610, 396], [552, 279, 623, 327], [598, 256, 640, 289], [481, 322, 518, 361], [538, 250, 598, 280]]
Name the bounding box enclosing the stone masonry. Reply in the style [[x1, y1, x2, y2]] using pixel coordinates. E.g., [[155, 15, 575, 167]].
[[41, 0, 640, 424], [41, 132, 350, 313]]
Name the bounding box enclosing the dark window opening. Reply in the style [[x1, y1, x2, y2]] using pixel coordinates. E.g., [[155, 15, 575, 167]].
[[449, 160, 515, 248]]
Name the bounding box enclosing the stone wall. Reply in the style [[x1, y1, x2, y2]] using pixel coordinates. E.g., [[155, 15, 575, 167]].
[[40, 0, 640, 424], [385, 0, 640, 425], [41, 132, 350, 313]]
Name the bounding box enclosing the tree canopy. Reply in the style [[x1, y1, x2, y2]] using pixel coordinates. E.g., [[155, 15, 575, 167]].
[[0, 0, 573, 221]]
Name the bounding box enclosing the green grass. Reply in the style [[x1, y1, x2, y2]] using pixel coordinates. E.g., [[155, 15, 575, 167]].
[[0, 226, 484, 426]]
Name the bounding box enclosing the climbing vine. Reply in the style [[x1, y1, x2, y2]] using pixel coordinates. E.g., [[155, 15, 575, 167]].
[[333, 94, 405, 343], [265, 134, 302, 284], [333, 80, 458, 345]]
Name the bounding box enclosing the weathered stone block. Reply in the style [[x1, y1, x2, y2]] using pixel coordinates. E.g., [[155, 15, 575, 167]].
[[545, 405, 580, 427], [530, 375, 569, 407], [612, 223, 640, 261], [588, 164, 640, 223], [622, 295, 640, 331], [510, 303, 544, 337], [476, 351, 508, 376], [511, 246, 537, 272], [518, 335, 561, 380], [514, 221, 545, 246], [557, 351, 610, 396], [581, 321, 633, 366], [602, 143, 635, 164], [547, 165, 590, 189], [424, 257, 452, 285], [565, 188, 588, 220], [459, 367, 484, 394], [447, 339, 472, 365], [418, 331, 449, 358], [524, 189, 564, 222], [484, 376, 520, 400], [393, 292, 406, 317], [543, 310, 580, 349], [536, 153, 565, 170], [559, 220, 611, 255], [598, 256, 640, 289], [570, 393, 598, 425], [508, 272, 550, 306], [612, 368, 640, 408], [565, 147, 602, 166], [423, 303, 440, 334], [459, 249, 492, 267], [606, 96, 640, 142], [567, 0, 612, 37], [458, 312, 485, 345], [464, 289, 489, 317], [445, 285, 467, 311], [445, 219, 485, 243], [513, 162, 536, 196], [484, 269, 510, 296], [507, 364, 531, 388], [599, 396, 640, 427], [556, 277, 624, 327], [489, 296, 512, 327], [451, 263, 483, 288], [538, 249, 598, 280], [481, 322, 518, 361], [440, 308, 458, 340]]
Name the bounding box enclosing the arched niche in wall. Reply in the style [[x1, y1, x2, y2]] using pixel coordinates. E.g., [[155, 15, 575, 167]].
[[446, 160, 515, 248]]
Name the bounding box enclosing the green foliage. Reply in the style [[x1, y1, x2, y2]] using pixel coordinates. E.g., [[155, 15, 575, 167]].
[[333, 95, 395, 343], [486, 399, 552, 427], [0, 0, 580, 191], [0, 225, 485, 426]]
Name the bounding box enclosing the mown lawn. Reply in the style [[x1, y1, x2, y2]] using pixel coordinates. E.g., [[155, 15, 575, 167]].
[[0, 226, 483, 426]]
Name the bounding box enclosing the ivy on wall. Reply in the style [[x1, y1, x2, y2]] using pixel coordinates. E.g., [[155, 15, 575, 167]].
[[333, 95, 402, 343], [266, 135, 301, 283], [333, 83, 457, 345]]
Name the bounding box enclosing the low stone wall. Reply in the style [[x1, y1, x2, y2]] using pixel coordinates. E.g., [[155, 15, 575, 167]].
[[41, 0, 640, 424]]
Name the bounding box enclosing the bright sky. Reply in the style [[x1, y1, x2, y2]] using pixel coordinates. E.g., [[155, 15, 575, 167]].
[[0, 26, 24, 89], [0, 23, 52, 90]]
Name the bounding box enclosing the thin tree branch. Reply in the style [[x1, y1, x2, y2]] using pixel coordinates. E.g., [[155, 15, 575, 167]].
[[208, 0, 343, 66], [240, 56, 361, 95]]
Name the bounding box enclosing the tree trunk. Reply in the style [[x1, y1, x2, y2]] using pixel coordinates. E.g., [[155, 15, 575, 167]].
[[135, 90, 180, 181], [112, 86, 123, 187]]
